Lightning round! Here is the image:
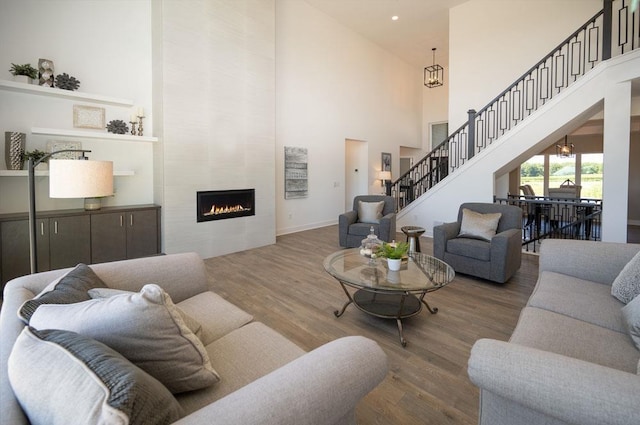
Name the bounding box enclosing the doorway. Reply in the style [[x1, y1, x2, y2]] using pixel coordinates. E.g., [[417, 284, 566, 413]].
[[345, 139, 368, 211]]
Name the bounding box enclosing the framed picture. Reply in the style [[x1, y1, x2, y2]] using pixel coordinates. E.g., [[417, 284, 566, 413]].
[[284, 146, 308, 199], [381, 152, 391, 172], [47, 141, 83, 159], [73, 105, 105, 129]]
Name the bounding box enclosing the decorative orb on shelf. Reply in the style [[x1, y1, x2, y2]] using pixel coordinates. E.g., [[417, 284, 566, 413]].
[[106, 120, 129, 135], [55, 73, 80, 91]]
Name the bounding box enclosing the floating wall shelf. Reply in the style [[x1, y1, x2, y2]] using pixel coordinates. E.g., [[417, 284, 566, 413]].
[[0, 79, 134, 106], [0, 170, 135, 177], [31, 127, 158, 143]]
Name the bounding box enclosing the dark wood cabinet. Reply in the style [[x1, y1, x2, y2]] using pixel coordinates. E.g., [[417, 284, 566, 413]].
[[125, 210, 159, 259], [91, 208, 159, 263], [49, 215, 91, 269], [0, 205, 161, 289], [0, 219, 49, 283], [91, 213, 127, 264]]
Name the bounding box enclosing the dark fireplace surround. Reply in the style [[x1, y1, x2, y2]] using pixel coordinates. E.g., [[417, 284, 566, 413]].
[[197, 189, 255, 222]]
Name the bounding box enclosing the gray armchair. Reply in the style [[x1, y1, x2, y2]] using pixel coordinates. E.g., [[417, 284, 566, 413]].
[[433, 202, 522, 283], [339, 195, 396, 248]]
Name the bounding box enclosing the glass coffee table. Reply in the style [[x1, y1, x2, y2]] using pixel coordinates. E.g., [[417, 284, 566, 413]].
[[323, 249, 455, 347]]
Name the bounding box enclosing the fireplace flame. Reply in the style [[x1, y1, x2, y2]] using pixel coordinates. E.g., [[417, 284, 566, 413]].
[[204, 204, 251, 216]]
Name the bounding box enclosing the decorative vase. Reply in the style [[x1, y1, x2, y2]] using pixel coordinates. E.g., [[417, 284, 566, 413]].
[[387, 258, 402, 271], [5, 132, 26, 170]]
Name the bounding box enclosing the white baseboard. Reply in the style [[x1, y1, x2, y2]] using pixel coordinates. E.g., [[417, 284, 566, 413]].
[[277, 219, 337, 236]]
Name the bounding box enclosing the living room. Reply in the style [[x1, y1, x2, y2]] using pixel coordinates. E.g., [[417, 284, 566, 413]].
[[1, 0, 640, 424], [4, 0, 635, 258]]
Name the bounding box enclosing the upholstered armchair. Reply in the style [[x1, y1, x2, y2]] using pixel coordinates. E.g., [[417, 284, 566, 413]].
[[339, 195, 396, 248], [433, 203, 522, 283]]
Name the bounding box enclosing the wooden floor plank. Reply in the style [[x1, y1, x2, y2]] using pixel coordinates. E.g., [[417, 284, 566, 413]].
[[203, 225, 538, 424]]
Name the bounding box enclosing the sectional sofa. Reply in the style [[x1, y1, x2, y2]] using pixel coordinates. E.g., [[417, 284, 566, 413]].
[[0, 252, 388, 425], [468, 239, 640, 425]]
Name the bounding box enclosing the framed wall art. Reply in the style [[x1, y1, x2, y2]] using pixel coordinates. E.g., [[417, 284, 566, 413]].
[[47, 140, 83, 159], [284, 146, 308, 199], [73, 105, 105, 129], [381, 152, 391, 172]]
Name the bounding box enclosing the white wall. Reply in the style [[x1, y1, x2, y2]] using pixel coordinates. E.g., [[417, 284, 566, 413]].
[[156, 0, 276, 257], [448, 0, 602, 129], [0, 0, 153, 213], [275, 0, 422, 235]]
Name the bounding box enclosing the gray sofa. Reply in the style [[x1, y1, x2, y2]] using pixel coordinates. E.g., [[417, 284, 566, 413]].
[[468, 239, 640, 425], [0, 252, 388, 425]]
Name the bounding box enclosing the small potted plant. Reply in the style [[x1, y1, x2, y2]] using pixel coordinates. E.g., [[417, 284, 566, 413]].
[[22, 149, 49, 170], [376, 241, 409, 271], [9, 63, 38, 84]]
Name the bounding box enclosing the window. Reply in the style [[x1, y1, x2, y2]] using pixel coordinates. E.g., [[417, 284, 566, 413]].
[[430, 122, 448, 150], [581, 153, 603, 199], [549, 155, 576, 189], [520, 153, 603, 199], [520, 155, 544, 196]]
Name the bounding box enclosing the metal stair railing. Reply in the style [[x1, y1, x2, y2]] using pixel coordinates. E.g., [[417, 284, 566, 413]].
[[390, 0, 638, 212]]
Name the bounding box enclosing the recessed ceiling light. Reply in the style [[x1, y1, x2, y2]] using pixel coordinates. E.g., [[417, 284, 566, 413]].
[[391, 15, 399, 21]]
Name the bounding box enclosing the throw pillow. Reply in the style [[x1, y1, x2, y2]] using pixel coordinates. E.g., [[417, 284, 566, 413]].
[[358, 200, 385, 224], [88, 287, 203, 340], [458, 208, 502, 242], [29, 284, 220, 394], [8, 327, 182, 425], [622, 295, 640, 350], [612, 251, 640, 304], [18, 263, 107, 324]]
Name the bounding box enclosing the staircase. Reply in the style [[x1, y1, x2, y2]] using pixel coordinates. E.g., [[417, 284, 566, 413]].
[[391, 0, 639, 215]]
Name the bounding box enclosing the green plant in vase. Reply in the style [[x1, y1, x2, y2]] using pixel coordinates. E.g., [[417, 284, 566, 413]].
[[376, 242, 409, 259], [377, 242, 409, 272], [9, 63, 38, 81], [22, 150, 48, 168]]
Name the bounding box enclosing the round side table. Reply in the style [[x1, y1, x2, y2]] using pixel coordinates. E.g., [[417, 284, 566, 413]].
[[401, 226, 426, 254]]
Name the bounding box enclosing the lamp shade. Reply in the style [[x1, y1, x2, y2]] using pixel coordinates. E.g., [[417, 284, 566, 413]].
[[49, 159, 113, 198], [379, 171, 392, 181]]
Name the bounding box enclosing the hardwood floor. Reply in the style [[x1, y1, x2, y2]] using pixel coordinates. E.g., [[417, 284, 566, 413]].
[[203, 225, 539, 425]]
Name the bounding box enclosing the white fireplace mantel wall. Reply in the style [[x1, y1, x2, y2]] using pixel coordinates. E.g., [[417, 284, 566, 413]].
[[153, 0, 277, 257]]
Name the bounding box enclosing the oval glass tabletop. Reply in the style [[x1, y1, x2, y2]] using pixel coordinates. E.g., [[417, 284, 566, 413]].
[[323, 248, 455, 292]]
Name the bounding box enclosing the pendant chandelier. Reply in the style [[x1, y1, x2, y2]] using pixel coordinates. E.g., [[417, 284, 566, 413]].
[[556, 135, 575, 158], [424, 48, 443, 88]]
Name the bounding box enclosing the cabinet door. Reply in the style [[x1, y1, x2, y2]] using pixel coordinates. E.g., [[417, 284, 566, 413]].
[[91, 213, 127, 264], [49, 215, 91, 269], [1, 219, 49, 286], [126, 210, 159, 259]]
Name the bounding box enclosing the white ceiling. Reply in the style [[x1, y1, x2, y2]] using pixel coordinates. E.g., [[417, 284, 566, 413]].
[[302, 0, 469, 68]]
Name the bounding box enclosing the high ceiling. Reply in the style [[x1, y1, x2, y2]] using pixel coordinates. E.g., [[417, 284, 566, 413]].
[[302, 0, 469, 68]]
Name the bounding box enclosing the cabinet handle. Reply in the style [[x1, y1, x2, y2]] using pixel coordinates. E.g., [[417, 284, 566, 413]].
[[40, 222, 44, 236], [54, 221, 58, 234], [130, 214, 134, 227], [120, 215, 124, 227]]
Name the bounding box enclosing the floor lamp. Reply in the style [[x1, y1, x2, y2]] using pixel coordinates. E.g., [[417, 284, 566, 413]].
[[28, 150, 114, 273]]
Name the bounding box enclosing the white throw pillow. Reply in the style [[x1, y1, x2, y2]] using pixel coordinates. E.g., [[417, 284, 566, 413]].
[[458, 208, 502, 242], [612, 251, 640, 304], [88, 287, 203, 340], [29, 284, 219, 394], [8, 327, 182, 425], [358, 200, 385, 224]]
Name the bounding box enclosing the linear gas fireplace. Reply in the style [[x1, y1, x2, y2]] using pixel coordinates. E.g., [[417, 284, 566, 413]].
[[197, 189, 255, 222]]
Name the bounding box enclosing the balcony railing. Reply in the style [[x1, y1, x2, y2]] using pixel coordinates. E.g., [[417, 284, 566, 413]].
[[495, 195, 603, 252]]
